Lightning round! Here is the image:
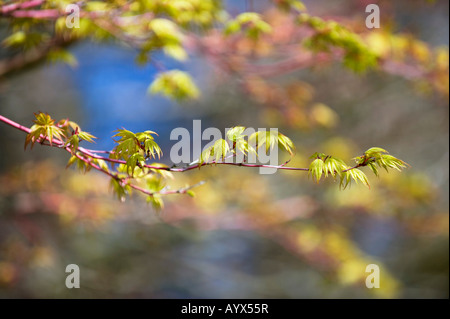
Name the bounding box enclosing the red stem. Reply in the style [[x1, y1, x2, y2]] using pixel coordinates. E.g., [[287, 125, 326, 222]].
[[0, 114, 32, 134], [0, 114, 312, 173], [0, 114, 200, 196], [10, 9, 60, 19], [0, 0, 44, 14]]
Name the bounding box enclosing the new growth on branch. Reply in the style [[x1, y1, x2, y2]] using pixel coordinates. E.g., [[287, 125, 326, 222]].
[[0, 113, 408, 210]]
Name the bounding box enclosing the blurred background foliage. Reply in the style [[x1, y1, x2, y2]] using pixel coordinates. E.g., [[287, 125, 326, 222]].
[[0, 0, 448, 298]]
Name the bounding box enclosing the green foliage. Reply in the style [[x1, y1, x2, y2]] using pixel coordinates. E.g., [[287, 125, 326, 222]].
[[226, 126, 255, 157], [47, 49, 78, 68], [298, 14, 378, 72], [309, 157, 325, 182], [249, 130, 295, 155], [5, 0, 419, 208], [84, 1, 110, 12], [66, 153, 93, 173], [111, 129, 140, 159], [225, 12, 272, 39], [125, 153, 146, 176], [19, 111, 409, 209], [111, 128, 162, 176], [1, 0, 443, 104], [25, 113, 63, 149], [139, 132, 163, 159], [147, 163, 174, 179], [199, 138, 231, 165], [249, 130, 278, 153], [355, 147, 409, 175], [308, 152, 370, 189], [149, 70, 200, 101], [131, 1, 224, 66], [110, 178, 131, 202], [60, 119, 96, 153], [2, 31, 27, 47], [340, 168, 370, 189], [276, 133, 296, 156], [24, 113, 96, 153], [308, 148, 408, 189], [146, 174, 166, 193], [147, 193, 164, 210], [133, 0, 224, 28], [309, 153, 348, 183], [2, 31, 48, 50], [275, 0, 306, 12], [198, 127, 295, 166], [147, 18, 187, 61]]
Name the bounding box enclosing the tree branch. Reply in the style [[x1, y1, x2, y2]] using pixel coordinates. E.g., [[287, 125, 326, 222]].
[[0, 114, 205, 197], [0, 0, 45, 14], [0, 115, 313, 174], [0, 36, 75, 78]]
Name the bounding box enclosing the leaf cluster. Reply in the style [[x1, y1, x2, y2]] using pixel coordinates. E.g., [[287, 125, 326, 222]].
[[25, 112, 95, 151], [149, 70, 200, 101], [110, 129, 162, 175], [298, 14, 378, 72], [308, 148, 408, 189], [224, 12, 272, 40], [198, 126, 295, 166]]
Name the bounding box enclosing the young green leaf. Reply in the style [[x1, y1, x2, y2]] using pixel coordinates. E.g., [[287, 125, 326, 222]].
[[112, 129, 140, 159], [110, 178, 130, 202], [277, 132, 296, 155], [147, 194, 164, 210], [199, 139, 231, 166], [309, 158, 325, 183], [126, 153, 145, 176], [25, 113, 64, 149], [149, 70, 200, 101]]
